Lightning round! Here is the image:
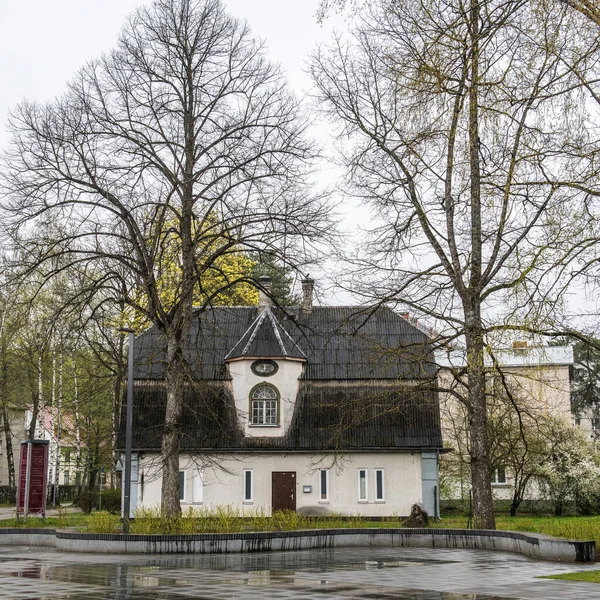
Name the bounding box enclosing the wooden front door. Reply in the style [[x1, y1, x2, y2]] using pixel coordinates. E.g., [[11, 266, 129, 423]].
[[272, 471, 296, 512]]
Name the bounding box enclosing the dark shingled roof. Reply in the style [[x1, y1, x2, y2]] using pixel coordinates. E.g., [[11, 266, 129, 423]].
[[117, 380, 442, 452], [134, 305, 435, 380], [225, 308, 306, 361]]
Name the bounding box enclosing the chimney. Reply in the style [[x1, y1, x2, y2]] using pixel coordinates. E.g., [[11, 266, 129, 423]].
[[257, 276, 273, 311], [301, 276, 314, 313]]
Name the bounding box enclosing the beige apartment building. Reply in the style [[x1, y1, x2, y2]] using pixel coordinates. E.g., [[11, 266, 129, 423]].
[[436, 345, 574, 500]]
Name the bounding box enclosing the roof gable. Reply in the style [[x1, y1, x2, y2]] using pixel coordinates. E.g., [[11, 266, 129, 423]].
[[225, 308, 306, 361]]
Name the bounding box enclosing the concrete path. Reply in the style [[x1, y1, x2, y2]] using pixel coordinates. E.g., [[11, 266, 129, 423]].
[[1, 545, 600, 599]]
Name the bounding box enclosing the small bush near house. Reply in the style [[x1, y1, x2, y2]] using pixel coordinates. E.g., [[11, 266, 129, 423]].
[[75, 490, 99, 514], [100, 489, 122, 514]]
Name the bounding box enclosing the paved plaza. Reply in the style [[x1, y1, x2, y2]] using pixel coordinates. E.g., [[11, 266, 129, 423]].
[[1, 545, 600, 599]]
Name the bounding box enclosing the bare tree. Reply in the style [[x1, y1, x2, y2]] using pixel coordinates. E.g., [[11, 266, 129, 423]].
[[311, 0, 600, 527], [2, 0, 331, 516], [318, 0, 600, 26]]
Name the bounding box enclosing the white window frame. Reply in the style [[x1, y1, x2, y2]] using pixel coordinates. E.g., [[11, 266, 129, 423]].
[[375, 469, 385, 502], [491, 467, 507, 486], [179, 470, 186, 502], [251, 399, 278, 425], [250, 384, 279, 426], [319, 469, 329, 502], [358, 469, 368, 502], [192, 469, 204, 504], [243, 469, 254, 503]]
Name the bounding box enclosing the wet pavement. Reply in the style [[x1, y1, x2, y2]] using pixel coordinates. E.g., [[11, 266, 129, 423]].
[[1, 545, 599, 599]]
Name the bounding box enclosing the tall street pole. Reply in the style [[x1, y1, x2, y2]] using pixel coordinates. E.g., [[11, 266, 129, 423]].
[[118, 327, 134, 534]]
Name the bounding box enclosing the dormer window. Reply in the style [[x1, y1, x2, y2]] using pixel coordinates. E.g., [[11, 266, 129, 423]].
[[251, 360, 278, 377], [250, 384, 279, 426]]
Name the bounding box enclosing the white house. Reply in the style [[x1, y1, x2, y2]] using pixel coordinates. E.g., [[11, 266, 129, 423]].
[[118, 277, 443, 517]]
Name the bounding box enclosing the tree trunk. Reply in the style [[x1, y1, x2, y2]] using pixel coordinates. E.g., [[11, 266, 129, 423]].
[[510, 496, 519, 517], [53, 352, 62, 504], [28, 353, 43, 441], [1, 407, 15, 492], [0, 323, 15, 492], [111, 332, 125, 490], [464, 0, 495, 531], [160, 331, 186, 517], [73, 363, 82, 491], [158, 43, 196, 518], [465, 309, 496, 529]]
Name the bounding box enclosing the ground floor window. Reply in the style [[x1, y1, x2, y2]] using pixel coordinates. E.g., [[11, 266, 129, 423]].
[[491, 467, 506, 485], [375, 469, 385, 502], [320, 469, 329, 501], [358, 469, 368, 502], [243, 469, 253, 503], [179, 470, 185, 501]]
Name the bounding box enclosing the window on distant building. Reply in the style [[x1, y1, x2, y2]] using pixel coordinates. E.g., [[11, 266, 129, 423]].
[[243, 469, 253, 503], [491, 467, 507, 485], [320, 469, 329, 502], [63, 471, 69, 486], [250, 384, 279, 426], [358, 469, 368, 502], [375, 469, 385, 502], [593, 418, 600, 431]]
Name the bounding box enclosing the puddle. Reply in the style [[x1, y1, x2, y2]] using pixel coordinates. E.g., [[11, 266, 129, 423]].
[[0, 548, 526, 599]]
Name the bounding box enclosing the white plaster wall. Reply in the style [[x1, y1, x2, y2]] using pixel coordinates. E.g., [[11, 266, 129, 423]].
[[227, 359, 304, 438], [137, 452, 423, 517]]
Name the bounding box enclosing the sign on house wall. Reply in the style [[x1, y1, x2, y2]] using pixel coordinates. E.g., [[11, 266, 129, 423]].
[[16, 440, 50, 518]]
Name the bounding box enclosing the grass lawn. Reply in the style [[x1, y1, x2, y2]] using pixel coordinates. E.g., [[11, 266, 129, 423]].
[[0, 513, 93, 529], [432, 515, 600, 546], [1, 510, 600, 541], [539, 571, 600, 583]]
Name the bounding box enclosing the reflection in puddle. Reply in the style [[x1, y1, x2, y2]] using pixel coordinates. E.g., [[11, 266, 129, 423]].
[[3, 548, 520, 600]]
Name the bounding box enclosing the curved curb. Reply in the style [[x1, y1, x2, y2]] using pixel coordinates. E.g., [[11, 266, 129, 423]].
[[0, 527, 594, 562]]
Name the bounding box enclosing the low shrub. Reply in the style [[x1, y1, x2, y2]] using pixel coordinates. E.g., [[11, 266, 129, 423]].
[[100, 489, 121, 514], [75, 490, 99, 514]]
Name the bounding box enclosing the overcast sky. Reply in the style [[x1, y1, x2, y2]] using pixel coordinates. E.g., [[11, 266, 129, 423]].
[[0, 0, 342, 149], [0, 0, 356, 301]]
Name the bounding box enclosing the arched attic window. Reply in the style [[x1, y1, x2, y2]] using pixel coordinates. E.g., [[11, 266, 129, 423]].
[[250, 383, 279, 426]]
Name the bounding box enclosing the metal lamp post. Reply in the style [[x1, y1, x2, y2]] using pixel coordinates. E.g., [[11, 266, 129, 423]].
[[118, 327, 135, 534]]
